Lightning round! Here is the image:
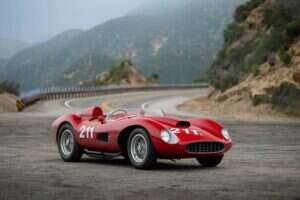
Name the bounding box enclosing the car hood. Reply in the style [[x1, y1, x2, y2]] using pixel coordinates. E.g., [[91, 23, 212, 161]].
[[144, 116, 226, 142]]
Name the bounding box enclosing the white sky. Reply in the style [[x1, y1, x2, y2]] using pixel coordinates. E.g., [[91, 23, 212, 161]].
[[0, 0, 146, 43]]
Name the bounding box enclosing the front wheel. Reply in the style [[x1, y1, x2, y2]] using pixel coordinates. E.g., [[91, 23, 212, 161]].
[[58, 124, 83, 162], [127, 128, 156, 169], [196, 155, 223, 167]]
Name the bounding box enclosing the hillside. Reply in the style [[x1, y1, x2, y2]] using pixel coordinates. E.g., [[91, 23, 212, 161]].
[[1, 29, 84, 89], [0, 59, 7, 72], [182, 0, 300, 118], [82, 59, 153, 86], [0, 0, 246, 90], [0, 38, 30, 59], [57, 54, 115, 86]]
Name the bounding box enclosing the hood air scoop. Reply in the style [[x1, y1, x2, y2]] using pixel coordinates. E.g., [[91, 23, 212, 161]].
[[176, 121, 191, 127]]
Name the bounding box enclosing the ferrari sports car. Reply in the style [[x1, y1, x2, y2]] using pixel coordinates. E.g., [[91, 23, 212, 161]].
[[51, 106, 232, 169]]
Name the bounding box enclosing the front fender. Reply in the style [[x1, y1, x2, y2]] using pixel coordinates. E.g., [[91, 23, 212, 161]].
[[189, 118, 224, 139], [122, 118, 177, 156]]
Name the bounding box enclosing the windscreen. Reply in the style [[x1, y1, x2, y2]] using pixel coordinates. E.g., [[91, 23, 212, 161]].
[[141, 108, 165, 116]]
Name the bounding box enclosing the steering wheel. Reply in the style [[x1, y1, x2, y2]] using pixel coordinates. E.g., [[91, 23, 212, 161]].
[[107, 109, 128, 118]]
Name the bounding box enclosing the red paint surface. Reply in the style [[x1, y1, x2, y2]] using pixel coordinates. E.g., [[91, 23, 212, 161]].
[[52, 107, 232, 159]]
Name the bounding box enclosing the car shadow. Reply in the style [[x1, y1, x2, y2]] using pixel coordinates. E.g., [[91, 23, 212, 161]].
[[80, 157, 130, 167], [79, 157, 222, 171]]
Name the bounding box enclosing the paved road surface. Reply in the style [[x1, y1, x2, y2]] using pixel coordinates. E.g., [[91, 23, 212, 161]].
[[0, 89, 299, 200]]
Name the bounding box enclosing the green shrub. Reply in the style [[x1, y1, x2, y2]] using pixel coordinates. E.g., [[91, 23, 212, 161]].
[[220, 74, 239, 92], [235, 0, 265, 22], [230, 41, 252, 62], [287, 19, 300, 39], [244, 37, 269, 69], [224, 23, 245, 44], [263, 5, 291, 28], [248, 22, 255, 29], [271, 82, 300, 115], [0, 81, 20, 96], [151, 73, 159, 80], [253, 68, 260, 76], [279, 50, 292, 65]]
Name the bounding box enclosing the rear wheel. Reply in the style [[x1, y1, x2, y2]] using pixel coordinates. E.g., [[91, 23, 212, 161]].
[[196, 155, 223, 167], [127, 128, 156, 169], [58, 124, 83, 162]]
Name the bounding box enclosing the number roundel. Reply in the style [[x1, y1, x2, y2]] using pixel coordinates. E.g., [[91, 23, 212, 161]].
[[79, 126, 95, 139]]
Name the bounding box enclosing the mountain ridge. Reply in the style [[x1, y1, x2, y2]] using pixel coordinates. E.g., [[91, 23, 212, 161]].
[[0, 38, 31, 59], [1, 0, 246, 91]]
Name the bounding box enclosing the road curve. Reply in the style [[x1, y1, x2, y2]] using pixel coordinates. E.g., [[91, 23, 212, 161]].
[[0, 88, 300, 200]]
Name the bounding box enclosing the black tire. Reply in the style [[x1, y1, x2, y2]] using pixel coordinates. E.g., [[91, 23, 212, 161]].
[[127, 128, 156, 169], [57, 124, 83, 162], [196, 155, 223, 167]]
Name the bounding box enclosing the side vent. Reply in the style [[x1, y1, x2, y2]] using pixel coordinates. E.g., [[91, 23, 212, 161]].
[[97, 133, 108, 142], [176, 121, 191, 127]]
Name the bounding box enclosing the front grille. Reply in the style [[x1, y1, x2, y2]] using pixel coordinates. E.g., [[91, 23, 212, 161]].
[[186, 142, 224, 153]]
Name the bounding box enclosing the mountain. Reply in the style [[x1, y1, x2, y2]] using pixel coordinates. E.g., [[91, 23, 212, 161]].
[[0, 38, 30, 59], [82, 59, 154, 86], [2, 0, 246, 91], [1, 29, 84, 88], [0, 58, 7, 70], [127, 0, 186, 16], [57, 54, 115, 86], [207, 0, 300, 115]]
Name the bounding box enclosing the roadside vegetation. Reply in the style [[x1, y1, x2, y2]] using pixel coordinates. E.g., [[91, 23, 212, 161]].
[[0, 81, 20, 96], [83, 59, 156, 86], [209, 0, 300, 91], [205, 0, 300, 116]]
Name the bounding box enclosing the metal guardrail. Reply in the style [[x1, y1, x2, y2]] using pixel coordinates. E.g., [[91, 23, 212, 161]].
[[18, 83, 208, 110]]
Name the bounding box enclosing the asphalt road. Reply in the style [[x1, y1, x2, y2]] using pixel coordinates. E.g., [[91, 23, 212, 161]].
[[0, 89, 300, 200]]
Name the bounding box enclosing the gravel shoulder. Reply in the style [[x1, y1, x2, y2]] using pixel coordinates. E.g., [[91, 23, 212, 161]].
[[178, 89, 300, 123]]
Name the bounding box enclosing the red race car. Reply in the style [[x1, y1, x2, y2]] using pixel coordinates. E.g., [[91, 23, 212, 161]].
[[51, 106, 232, 169]]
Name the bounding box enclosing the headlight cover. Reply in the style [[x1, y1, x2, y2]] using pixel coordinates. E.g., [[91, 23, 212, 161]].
[[221, 128, 231, 141], [160, 129, 179, 144]]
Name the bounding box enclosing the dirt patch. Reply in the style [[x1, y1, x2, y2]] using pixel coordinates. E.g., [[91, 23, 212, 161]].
[[182, 38, 300, 121], [178, 88, 299, 122], [0, 93, 18, 112]]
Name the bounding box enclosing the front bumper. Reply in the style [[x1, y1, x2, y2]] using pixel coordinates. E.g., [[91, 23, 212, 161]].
[[152, 138, 232, 159]]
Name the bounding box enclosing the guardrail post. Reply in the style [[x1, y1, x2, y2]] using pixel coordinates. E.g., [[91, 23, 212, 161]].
[[18, 83, 208, 111]]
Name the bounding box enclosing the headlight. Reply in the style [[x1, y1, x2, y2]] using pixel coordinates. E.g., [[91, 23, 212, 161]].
[[160, 129, 179, 144], [221, 128, 231, 141]]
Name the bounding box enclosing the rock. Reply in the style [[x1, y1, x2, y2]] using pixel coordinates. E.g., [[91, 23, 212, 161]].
[[0, 93, 18, 113], [293, 72, 300, 84]]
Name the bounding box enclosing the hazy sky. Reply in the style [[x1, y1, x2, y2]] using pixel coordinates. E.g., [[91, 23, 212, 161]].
[[0, 0, 146, 43]]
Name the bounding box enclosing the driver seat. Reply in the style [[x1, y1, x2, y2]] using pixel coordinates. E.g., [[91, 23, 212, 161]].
[[80, 106, 105, 122]]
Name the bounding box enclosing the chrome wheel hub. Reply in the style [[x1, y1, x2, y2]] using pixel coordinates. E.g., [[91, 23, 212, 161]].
[[130, 134, 147, 163], [60, 129, 74, 156]]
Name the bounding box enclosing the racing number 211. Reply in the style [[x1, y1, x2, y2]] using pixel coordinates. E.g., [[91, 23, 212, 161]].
[[79, 126, 95, 139]]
